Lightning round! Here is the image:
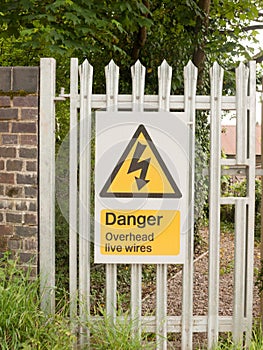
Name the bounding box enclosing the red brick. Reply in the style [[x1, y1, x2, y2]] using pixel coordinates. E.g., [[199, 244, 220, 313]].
[[26, 161, 37, 171], [0, 160, 4, 170], [6, 213, 22, 223], [0, 147, 16, 158], [0, 225, 13, 235], [20, 134, 37, 145], [16, 201, 28, 210], [12, 122, 36, 133], [21, 108, 38, 120], [19, 147, 37, 159], [2, 134, 18, 145], [0, 173, 14, 184], [19, 252, 37, 264], [25, 187, 37, 198], [15, 226, 37, 237], [29, 201, 37, 211], [0, 96, 11, 107], [0, 108, 18, 120], [0, 201, 13, 210], [0, 237, 8, 251], [8, 237, 22, 250], [6, 160, 23, 171], [0, 121, 9, 132], [0, 185, 4, 195], [24, 213, 37, 225], [6, 186, 23, 198], [23, 239, 37, 251], [0, 213, 3, 222], [13, 96, 38, 107], [17, 174, 37, 185]]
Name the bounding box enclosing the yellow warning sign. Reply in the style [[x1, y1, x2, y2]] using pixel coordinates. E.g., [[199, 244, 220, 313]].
[[100, 125, 182, 198], [100, 209, 180, 256]]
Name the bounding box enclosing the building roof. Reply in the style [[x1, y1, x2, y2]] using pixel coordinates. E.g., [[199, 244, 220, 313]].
[[221, 124, 261, 156]]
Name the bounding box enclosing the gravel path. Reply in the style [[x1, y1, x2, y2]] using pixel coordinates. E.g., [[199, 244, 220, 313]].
[[142, 229, 261, 347]]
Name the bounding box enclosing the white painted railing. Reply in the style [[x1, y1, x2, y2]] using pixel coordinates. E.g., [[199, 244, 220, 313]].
[[39, 58, 256, 349]]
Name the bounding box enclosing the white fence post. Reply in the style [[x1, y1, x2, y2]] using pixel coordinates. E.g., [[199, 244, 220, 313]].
[[105, 59, 119, 319], [39, 58, 56, 314], [233, 198, 247, 342], [207, 62, 224, 348], [79, 59, 93, 343], [156, 59, 172, 350], [245, 61, 256, 346], [130, 60, 146, 336], [236, 63, 249, 165], [232, 62, 249, 344], [181, 61, 197, 350], [69, 57, 79, 320]]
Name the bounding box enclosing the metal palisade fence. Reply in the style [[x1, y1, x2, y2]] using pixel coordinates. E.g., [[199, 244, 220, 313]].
[[39, 58, 256, 349]]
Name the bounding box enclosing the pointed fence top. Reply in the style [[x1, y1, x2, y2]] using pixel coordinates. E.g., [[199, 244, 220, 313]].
[[209, 61, 224, 81], [159, 59, 170, 69], [79, 59, 93, 77], [236, 62, 249, 79], [184, 60, 198, 82], [186, 60, 197, 70], [81, 58, 92, 67], [106, 59, 119, 70], [210, 61, 224, 73], [158, 60, 172, 111], [158, 60, 172, 79], [131, 60, 146, 77]]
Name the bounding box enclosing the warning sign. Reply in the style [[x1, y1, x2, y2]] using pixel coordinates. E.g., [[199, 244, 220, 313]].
[[100, 209, 180, 256], [94, 111, 192, 264], [100, 124, 182, 198]]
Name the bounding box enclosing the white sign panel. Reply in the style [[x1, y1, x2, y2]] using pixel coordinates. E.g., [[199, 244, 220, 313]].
[[94, 111, 192, 264]]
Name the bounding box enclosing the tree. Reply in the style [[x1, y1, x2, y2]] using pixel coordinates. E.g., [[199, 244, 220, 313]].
[[0, 1, 151, 56]]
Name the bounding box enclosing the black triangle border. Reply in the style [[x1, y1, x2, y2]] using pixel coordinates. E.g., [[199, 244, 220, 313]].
[[100, 124, 182, 198]]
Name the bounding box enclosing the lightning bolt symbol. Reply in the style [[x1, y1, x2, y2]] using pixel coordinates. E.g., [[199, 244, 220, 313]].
[[127, 141, 151, 190]]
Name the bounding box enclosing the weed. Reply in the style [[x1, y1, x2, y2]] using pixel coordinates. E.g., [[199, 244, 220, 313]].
[[84, 307, 154, 350]]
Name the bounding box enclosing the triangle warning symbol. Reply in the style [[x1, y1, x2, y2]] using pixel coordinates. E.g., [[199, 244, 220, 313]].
[[100, 125, 182, 198]]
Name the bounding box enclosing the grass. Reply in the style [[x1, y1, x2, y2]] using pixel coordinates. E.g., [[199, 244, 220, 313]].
[[0, 254, 75, 349], [86, 307, 154, 350], [207, 328, 263, 349]]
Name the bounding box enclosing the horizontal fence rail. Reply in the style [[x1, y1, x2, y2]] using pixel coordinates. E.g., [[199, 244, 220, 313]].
[[39, 58, 257, 350]]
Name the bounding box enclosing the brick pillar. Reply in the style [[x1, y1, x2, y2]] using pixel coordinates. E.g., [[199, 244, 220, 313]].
[[0, 67, 39, 275]]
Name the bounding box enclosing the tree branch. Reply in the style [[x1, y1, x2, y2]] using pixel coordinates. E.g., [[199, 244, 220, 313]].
[[131, 0, 150, 61], [253, 50, 263, 63], [242, 24, 263, 31], [192, 0, 211, 88]]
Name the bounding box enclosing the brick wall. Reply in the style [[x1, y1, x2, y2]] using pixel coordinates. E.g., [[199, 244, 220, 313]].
[[0, 67, 39, 275]]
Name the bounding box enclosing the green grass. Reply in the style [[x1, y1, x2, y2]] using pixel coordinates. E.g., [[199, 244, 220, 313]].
[[0, 254, 75, 349], [199, 328, 263, 350], [86, 308, 154, 350]]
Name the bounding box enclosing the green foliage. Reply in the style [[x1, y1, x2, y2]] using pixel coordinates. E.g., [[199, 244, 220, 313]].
[[55, 201, 69, 293], [221, 178, 261, 240], [0, 254, 75, 349], [0, 0, 152, 57], [0, 0, 262, 95], [206, 327, 263, 349], [194, 111, 210, 229], [86, 307, 154, 350]]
